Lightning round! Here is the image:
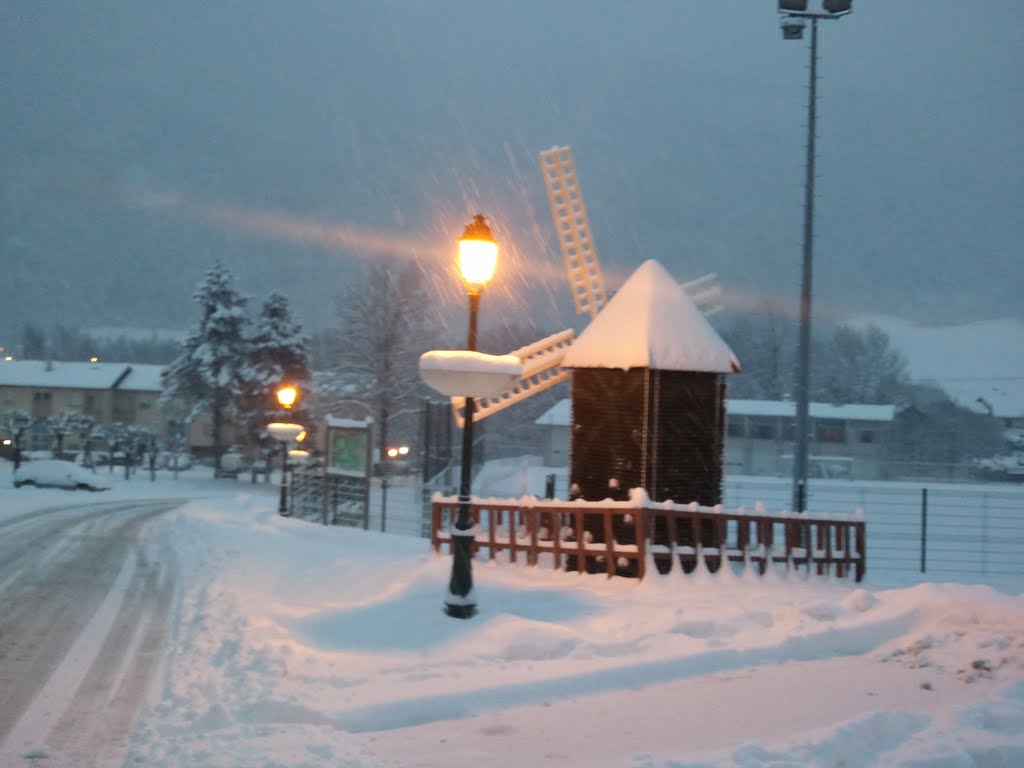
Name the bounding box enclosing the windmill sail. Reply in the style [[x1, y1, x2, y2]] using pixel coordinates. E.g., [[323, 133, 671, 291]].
[[539, 146, 606, 319], [448, 146, 725, 426]]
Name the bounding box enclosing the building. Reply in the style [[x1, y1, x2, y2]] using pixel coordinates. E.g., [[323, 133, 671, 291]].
[[535, 397, 894, 481], [724, 399, 894, 480], [0, 360, 166, 451]]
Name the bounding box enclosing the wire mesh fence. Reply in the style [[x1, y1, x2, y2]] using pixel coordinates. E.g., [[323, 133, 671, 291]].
[[726, 477, 1024, 587], [285, 459, 1023, 588]]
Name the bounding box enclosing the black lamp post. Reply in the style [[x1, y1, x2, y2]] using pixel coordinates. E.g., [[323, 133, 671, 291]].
[[445, 214, 499, 619], [268, 384, 303, 517], [777, 0, 853, 514]]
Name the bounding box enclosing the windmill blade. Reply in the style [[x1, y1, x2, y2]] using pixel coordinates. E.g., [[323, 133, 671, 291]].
[[451, 329, 574, 427], [682, 272, 724, 316], [539, 146, 606, 319]]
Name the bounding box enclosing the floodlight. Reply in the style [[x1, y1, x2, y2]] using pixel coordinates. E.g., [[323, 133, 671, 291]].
[[782, 19, 805, 39], [823, 0, 852, 13]]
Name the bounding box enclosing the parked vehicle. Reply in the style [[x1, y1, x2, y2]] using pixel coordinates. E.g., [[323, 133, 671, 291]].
[[215, 451, 247, 479], [13, 460, 112, 491], [156, 451, 194, 471]]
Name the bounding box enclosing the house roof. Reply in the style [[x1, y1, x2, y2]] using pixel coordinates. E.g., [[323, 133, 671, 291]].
[[535, 397, 895, 427], [561, 259, 740, 373], [0, 360, 165, 392], [726, 399, 895, 422]]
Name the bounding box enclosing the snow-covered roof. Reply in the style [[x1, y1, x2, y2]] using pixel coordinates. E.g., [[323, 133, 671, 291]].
[[0, 360, 165, 392], [562, 260, 740, 373], [726, 399, 895, 422], [118, 364, 166, 392], [535, 397, 894, 427], [85, 326, 187, 343], [535, 398, 571, 426]]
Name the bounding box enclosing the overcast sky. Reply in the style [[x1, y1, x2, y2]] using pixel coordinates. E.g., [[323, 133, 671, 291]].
[[2, 1, 1022, 336]]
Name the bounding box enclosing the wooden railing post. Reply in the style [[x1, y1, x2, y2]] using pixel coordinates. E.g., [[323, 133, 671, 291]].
[[602, 509, 615, 577], [636, 508, 647, 580], [431, 501, 441, 553], [855, 522, 866, 582], [575, 509, 585, 574]]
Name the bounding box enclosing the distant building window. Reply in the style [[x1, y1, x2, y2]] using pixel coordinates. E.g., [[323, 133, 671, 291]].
[[138, 400, 151, 410], [33, 392, 52, 401], [859, 429, 875, 444], [727, 418, 745, 438], [818, 420, 845, 443], [750, 418, 776, 440], [85, 395, 95, 413]]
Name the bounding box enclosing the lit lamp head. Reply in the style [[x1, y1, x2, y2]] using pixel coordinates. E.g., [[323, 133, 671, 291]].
[[276, 384, 299, 410], [457, 214, 498, 293]]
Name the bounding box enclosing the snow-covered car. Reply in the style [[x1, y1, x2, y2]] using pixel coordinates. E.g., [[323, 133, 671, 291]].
[[13, 460, 112, 491]]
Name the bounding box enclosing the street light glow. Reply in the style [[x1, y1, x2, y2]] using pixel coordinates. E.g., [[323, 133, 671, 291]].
[[457, 214, 498, 290], [276, 385, 299, 409]]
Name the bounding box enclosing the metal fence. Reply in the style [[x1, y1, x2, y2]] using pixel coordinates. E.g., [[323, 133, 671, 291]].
[[726, 477, 1024, 588], [288, 462, 370, 528], [285, 460, 1023, 589]]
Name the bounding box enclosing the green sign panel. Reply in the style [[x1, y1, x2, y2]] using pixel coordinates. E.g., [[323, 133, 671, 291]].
[[328, 425, 370, 477]]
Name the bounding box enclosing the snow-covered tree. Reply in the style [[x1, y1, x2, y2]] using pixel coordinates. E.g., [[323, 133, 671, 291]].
[[720, 301, 798, 400], [46, 409, 80, 459], [815, 324, 910, 405], [161, 262, 251, 474], [73, 414, 102, 469], [1, 409, 33, 469], [240, 291, 312, 444]]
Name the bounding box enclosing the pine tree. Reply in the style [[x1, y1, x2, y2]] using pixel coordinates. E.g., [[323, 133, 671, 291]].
[[161, 262, 251, 475], [242, 292, 312, 444]]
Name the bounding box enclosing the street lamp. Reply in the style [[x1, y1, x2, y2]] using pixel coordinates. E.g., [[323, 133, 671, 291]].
[[446, 214, 499, 619], [777, 0, 853, 514], [267, 384, 304, 516]]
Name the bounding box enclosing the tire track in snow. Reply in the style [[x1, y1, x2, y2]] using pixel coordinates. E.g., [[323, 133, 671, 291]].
[[0, 500, 181, 765], [333, 611, 920, 734]]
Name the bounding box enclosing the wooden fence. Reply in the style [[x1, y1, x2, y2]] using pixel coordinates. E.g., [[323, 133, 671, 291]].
[[431, 497, 866, 582]]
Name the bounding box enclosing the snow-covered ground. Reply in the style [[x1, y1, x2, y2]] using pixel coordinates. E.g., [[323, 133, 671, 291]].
[[1, 467, 1023, 767]]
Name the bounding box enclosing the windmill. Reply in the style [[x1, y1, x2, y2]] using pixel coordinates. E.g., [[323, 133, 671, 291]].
[[449, 145, 725, 428]]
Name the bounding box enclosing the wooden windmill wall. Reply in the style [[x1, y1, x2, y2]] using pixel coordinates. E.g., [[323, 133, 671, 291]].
[[562, 260, 739, 573], [570, 369, 726, 507]]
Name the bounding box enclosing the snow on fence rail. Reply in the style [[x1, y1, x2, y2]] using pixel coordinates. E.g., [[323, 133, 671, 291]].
[[430, 493, 866, 582]]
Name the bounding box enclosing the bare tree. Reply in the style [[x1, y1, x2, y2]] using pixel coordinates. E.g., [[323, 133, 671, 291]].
[[326, 262, 438, 522], [815, 324, 910, 405]]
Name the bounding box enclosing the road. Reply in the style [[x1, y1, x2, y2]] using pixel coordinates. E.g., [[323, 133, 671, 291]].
[[0, 498, 183, 767]]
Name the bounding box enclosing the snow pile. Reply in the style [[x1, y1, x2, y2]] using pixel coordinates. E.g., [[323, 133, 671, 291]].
[[116, 492, 1023, 767]]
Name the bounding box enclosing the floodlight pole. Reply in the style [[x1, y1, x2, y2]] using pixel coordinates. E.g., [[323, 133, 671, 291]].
[[781, 7, 850, 514]]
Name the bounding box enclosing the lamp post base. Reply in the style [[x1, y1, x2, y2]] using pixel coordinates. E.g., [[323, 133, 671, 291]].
[[444, 501, 477, 619], [278, 480, 289, 516], [443, 602, 477, 619]]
